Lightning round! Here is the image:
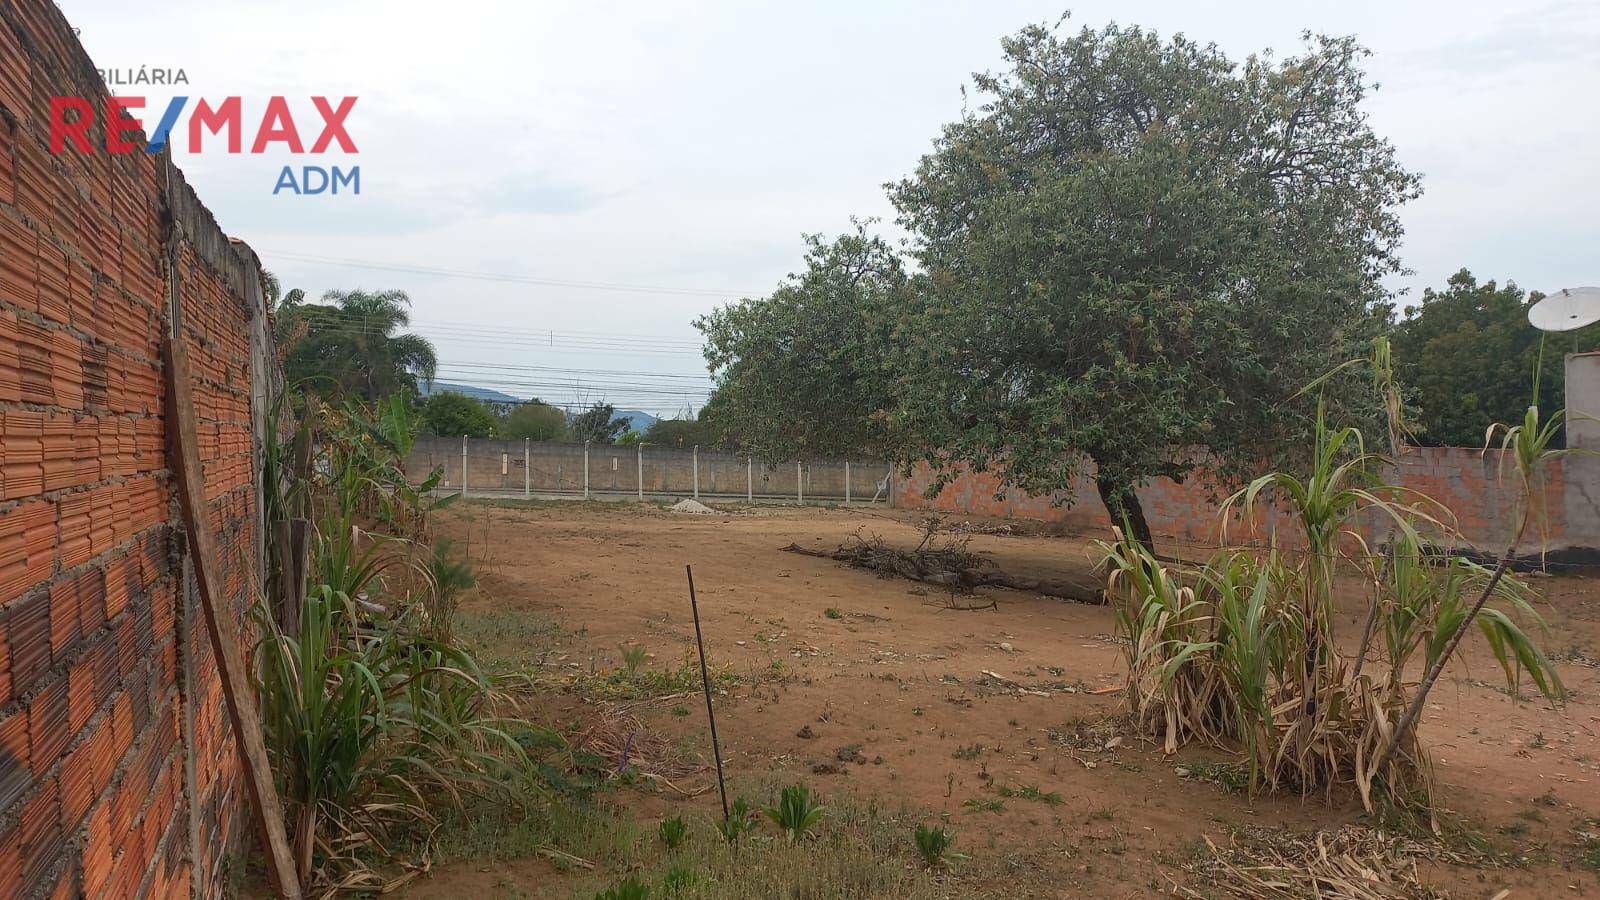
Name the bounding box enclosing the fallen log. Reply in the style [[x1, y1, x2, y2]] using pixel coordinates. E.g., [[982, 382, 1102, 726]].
[[781, 540, 1104, 605]]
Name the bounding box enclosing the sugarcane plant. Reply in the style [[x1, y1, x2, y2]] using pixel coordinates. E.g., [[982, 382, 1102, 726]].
[[1101, 400, 1566, 813]]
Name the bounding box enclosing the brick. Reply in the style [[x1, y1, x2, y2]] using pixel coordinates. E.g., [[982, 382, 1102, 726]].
[[8, 589, 49, 695], [0, 821, 19, 899], [47, 573, 80, 657], [20, 776, 62, 888], [82, 801, 111, 897], [0, 613, 8, 706], [0, 18, 28, 121], [0, 115, 13, 206], [28, 676, 67, 774], [0, 213, 37, 313], [58, 724, 95, 827], [0, 710, 29, 814]]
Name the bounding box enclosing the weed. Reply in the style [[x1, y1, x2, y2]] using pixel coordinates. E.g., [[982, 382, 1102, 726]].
[[659, 816, 687, 850], [716, 797, 759, 844], [825, 607, 844, 619], [764, 784, 826, 841], [620, 643, 649, 673], [660, 864, 697, 893], [951, 743, 985, 760], [913, 824, 965, 868], [671, 704, 689, 717], [594, 876, 650, 900], [962, 797, 1005, 814], [1180, 760, 1252, 795], [998, 784, 1062, 806]]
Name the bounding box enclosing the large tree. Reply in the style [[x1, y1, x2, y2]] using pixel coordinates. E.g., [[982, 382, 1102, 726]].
[[1393, 270, 1597, 447], [698, 225, 914, 459], [570, 402, 629, 444], [275, 288, 438, 401], [499, 400, 570, 441], [701, 22, 1419, 549], [418, 391, 497, 438]]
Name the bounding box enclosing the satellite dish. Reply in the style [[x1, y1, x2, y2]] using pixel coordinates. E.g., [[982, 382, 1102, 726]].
[[1529, 286, 1600, 332]]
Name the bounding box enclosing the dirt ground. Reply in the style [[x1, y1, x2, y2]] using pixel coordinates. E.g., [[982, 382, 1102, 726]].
[[414, 499, 1600, 898]]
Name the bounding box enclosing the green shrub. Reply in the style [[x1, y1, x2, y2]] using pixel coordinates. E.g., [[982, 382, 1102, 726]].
[[658, 816, 687, 850], [764, 784, 826, 841]]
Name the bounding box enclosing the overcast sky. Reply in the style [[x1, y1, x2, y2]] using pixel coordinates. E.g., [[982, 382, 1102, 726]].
[[66, 0, 1600, 416]]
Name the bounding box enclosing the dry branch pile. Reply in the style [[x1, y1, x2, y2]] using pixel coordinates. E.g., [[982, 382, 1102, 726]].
[[1175, 826, 1462, 899], [781, 526, 1103, 605]]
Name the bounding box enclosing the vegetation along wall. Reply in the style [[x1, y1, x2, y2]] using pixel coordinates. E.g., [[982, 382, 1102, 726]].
[[896, 443, 1585, 562], [0, 1, 275, 896]]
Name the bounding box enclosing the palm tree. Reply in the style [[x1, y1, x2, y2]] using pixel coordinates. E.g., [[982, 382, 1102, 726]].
[[275, 287, 438, 400]]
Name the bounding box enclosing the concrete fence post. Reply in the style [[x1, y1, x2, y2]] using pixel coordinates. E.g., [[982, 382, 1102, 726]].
[[583, 440, 591, 500], [693, 445, 700, 499], [844, 460, 851, 505], [1565, 352, 1600, 551], [461, 434, 468, 499], [637, 442, 644, 501], [747, 457, 753, 501], [797, 461, 803, 505], [523, 438, 530, 497]]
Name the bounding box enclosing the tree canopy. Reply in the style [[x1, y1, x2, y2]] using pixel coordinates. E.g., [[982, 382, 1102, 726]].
[[698, 224, 912, 460], [418, 391, 497, 438], [499, 401, 570, 441], [1393, 270, 1597, 447], [699, 21, 1419, 547], [570, 403, 629, 444], [274, 288, 438, 401]]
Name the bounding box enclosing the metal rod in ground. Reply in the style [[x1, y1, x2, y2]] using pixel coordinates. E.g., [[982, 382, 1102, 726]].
[[685, 564, 730, 820]]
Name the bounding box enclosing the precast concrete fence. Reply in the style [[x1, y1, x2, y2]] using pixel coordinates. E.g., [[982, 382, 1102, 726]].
[[405, 436, 895, 504]]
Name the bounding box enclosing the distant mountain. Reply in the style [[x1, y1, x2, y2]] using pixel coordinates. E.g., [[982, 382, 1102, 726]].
[[614, 409, 657, 432], [420, 381, 522, 405], [419, 383, 666, 428]]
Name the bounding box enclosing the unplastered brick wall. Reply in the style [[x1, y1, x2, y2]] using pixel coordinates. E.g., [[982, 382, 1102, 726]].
[[0, 2, 274, 897], [895, 447, 1572, 557]]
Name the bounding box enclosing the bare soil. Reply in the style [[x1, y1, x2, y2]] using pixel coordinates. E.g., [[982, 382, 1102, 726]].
[[414, 500, 1600, 898]]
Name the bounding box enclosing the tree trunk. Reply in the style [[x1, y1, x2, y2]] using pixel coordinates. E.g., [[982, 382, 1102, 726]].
[[1095, 474, 1153, 553]]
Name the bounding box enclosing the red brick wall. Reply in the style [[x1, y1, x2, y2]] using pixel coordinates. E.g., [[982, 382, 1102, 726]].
[[0, 3, 270, 897], [895, 448, 1566, 556]]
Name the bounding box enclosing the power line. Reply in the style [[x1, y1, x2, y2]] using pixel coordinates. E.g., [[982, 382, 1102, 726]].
[[264, 249, 765, 298], [436, 361, 711, 381]]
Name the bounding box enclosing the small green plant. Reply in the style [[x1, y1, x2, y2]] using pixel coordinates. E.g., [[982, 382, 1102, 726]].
[[658, 816, 687, 850], [660, 864, 697, 893], [670, 704, 689, 717], [951, 743, 984, 760], [1181, 760, 1252, 795], [763, 784, 826, 841], [421, 537, 476, 642], [1579, 828, 1600, 877], [998, 784, 1063, 806], [620, 643, 649, 673], [594, 876, 650, 900], [913, 824, 964, 868], [716, 797, 758, 844], [962, 796, 1005, 814], [824, 606, 843, 620]]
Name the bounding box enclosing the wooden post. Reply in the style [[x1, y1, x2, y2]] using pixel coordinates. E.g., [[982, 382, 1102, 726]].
[[746, 457, 753, 501], [693, 445, 700, 499], [637, 442, 644, 500], [461, 434, 468, 499], [845, 460, 851, 505], [523, 438, 529, 497], [797, 461, 803, 505], [583, 440, 591, 500], [163, 329, 302, 899]]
